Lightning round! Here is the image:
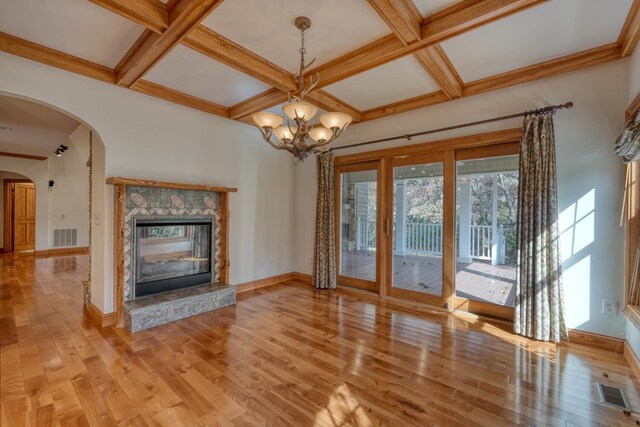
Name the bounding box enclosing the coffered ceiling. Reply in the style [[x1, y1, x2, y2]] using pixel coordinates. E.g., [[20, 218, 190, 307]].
[[0, 0, 638, 129]]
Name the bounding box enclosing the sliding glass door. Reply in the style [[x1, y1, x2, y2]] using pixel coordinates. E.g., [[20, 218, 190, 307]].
[[334, 140, 519, 320], [453, 144, 519, 319], [336, 162, 380, 291], [385, 153, 447, 306]]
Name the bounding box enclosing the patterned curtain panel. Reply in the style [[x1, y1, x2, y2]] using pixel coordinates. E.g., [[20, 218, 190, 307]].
[[515, 112, 568, 342], [313, 153, 337, 289], [615, 111, 640, 162]]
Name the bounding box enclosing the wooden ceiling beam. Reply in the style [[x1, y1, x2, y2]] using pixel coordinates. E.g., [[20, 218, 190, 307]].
[[229, 89, 288, 121], [413, 45, 463, 99], [88, 0, 168, 33], [91, 0, 297, 91], [619, 0, 640, 58], [0, 151, 48, 161], [183, 26, 296, 92], [116, 0, 223, 87], [131, 80, 229, 118], [0, 33, 229, 119], [361, 43, 621, 122], [228, 90, 364, 123], [305, 91, 362, 122], [463, 43, 621, 96], [361, 91, 449, 121], [309, 0, 546, 89], [0, 31, 116, 83], [367, 0, 422, 45]]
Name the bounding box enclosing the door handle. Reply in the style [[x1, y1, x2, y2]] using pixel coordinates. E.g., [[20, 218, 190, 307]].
[[385, 218, 390, 235]]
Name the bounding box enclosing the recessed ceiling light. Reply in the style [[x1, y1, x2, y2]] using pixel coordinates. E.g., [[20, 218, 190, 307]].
[[0, 126, 13, 131]]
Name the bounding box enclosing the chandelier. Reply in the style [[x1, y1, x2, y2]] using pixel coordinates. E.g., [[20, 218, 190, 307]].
[[251, 17, 352, 162]]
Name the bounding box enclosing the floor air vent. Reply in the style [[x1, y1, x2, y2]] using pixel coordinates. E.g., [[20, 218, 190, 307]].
[[596, 383, 630, 409], [53, 229, 77, 247]]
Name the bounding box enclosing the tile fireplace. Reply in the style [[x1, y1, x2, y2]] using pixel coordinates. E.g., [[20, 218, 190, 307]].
[[107, 177, 238, 331]]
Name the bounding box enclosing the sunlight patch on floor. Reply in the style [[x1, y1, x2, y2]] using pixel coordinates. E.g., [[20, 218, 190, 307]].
[[315, 383, 372, 427]]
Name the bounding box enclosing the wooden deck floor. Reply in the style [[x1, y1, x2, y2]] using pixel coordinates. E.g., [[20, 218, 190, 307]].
[[341, 250, 517, 306], [1, 253, 639, 426]]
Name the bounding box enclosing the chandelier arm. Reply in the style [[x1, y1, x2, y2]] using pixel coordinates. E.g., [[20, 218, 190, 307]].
[[265, 137, 287, 150], [289, 120, 305, 149], [256, 127, 287, 150]]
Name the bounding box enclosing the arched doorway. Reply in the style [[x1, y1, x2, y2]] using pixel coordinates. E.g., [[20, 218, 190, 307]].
[[0, 92, 107, 313]]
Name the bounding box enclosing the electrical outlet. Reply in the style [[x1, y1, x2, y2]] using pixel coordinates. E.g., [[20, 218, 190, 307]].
[[602, 299, 618, 316], [94, 213, 102, 225]]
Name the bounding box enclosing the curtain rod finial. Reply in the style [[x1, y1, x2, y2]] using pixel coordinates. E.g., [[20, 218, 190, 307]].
[[563, 102, 574, 109]]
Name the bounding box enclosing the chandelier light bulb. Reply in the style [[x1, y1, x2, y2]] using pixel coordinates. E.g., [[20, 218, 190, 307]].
[[308, 126, 333, 143], [273, 126, 298, 141], [282, 102, 318, 121], [252, 112, 284, 129], [320, 112, 352, 131]]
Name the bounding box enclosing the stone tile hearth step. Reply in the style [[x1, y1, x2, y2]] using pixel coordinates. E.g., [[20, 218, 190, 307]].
[[123, 283, 236, 332]]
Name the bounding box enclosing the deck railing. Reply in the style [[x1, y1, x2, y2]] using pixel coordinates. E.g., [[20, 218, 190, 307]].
[[354, 220, 505, 261], [469, 225, 492, 260], [355, 220, 376, 250], [406, 223, 443, 254]]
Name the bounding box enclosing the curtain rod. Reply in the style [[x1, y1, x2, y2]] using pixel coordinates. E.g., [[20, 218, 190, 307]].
[[329, 101, 574, 152]]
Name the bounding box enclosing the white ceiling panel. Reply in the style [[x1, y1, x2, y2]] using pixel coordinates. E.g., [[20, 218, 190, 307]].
[[441, 0, 632, 82], [202, 0, 391, 73], [145, 45, 271, 107], [324, 56, 441, 110], [412, 0, 461, 18], [0, 95, 80, 157], [0, 0, 145, 68]]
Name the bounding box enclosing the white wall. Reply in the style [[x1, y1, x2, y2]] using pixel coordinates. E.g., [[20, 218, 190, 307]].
[[48, 124, 90, 247], [0, 52, 295, 313], [294, 60, 628, 338]]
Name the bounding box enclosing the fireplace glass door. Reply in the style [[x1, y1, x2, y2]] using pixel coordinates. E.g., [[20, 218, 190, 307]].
[[135, 220, 212, 297]]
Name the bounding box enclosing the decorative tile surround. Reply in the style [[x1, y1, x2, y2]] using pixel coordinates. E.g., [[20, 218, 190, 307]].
[[123, 186, 222, 301]]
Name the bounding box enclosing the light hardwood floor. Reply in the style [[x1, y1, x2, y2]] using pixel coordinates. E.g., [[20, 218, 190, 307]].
[[1, 253, 640, 426]]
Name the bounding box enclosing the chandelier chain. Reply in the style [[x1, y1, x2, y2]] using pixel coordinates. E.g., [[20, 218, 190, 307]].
[[298, 26, 307, 97]]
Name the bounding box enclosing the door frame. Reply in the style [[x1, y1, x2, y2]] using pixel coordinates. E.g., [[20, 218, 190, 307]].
[[333, 128, 521, 320], [2, 179, 34, 252], [335, 161, 383, 292], [452, 142, 519, 320], [384, 152, 450, 307]]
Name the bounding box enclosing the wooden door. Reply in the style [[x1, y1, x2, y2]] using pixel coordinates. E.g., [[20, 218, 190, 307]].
[[13, 183, 36, 251]]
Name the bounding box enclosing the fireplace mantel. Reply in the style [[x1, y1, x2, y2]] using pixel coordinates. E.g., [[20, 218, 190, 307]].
[[106, 177, 237, 193], [107, 177, 235, 328]]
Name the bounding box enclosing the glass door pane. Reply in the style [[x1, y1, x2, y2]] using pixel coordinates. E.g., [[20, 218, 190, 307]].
[[455, 155, 519, 307], [339, 168, 377, 283], [391, 161, 444, 296]]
